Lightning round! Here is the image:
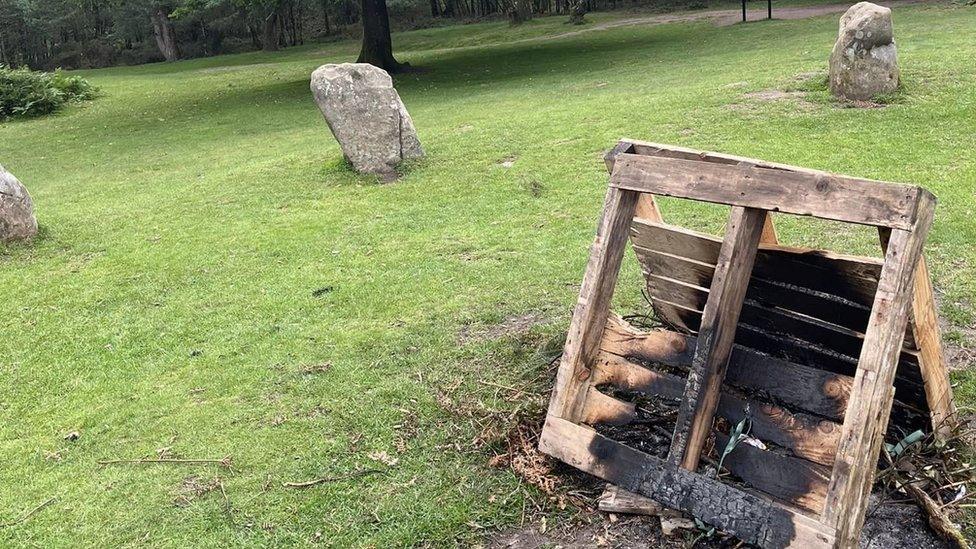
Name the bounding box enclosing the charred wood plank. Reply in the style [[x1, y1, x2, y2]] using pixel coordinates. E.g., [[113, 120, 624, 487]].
[[601, 314, 851, 421], [715, 432, 831, 515], [539, 415, 837, 548], [668, 207, 767, 470], [592, 351, 841, 466]]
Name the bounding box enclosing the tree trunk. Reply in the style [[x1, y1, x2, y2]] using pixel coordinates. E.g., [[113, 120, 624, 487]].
[[150, 8, 180, 61], [262, 11, 279, 51], [508, 0, 532, 24], [356, 0, 405, 72], [319, 0, 332, 34], [567, 0, 585, 24], [430, 0, 441, 17]]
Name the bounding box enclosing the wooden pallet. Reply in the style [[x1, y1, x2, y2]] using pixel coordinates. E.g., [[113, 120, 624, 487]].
[[539, 139, 956, 548]]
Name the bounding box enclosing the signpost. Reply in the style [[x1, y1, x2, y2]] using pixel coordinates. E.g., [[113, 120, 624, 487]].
[[742, 0, 773, 22]]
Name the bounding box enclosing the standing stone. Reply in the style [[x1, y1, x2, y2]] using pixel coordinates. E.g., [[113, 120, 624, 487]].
[[829, 2, 899, 101], [0, 165, 38, 242], [310, 63, 423, 178]]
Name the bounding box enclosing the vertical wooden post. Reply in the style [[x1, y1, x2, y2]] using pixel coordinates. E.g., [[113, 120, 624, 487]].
[[760, 214, 778, 244], [910, 256, 957, 438], [667, 206, 768, 470], [546, 186, 640, 422], [823, 196, 936, 548], [880, 229, 956, 439], [605, 141, 661, 222]]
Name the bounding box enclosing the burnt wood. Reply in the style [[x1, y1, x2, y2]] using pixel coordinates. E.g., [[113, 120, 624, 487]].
[[715, 432, 831, 514], [668, 206, 767, 470], [591, 351, 841, 466], [601, 314, 852, 422], [540, 415, 837, 548]]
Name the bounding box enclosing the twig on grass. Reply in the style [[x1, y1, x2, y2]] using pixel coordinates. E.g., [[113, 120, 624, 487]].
[[97, 456, 233, 468], [0, 497, 56, 528], [903, 482, 970, 549], [282, 468, 384, 488]]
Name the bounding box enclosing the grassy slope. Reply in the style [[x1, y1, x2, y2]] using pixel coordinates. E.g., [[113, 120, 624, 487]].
[[2, 4, 976, 546]]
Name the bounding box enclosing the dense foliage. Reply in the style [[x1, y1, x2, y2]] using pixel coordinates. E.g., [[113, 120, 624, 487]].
[[0, 65, 96, 118], [0, 0, 703, 70]]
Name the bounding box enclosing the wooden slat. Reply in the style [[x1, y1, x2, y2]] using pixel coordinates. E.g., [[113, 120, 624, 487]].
[[907, 255, 957, 438], [823, 195, 935, 548], [592, 351, 841, 466], [650, 301, 929, 410], [668, 207, 768, 470], [581, 386, 636, 426], [600, 313, 694, 364], [634, 245, 872, 333], [604, 140, 661, 221], [715, 432, 831, 515], [597, 484, 682, 516], [611, 153, 925, 230], [631, 219, 884, 309], [625, 139, 844, 176], [605, 141, 780, 244], [546, 186, 640, 421], [539, 415, 837, 548], [601, 314, 852, 421], [643, 274, 925, 389]]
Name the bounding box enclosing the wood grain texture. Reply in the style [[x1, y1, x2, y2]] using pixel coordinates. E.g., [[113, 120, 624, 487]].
[[581, 386, 636, 426], [591, 351, 841, 466], [715, 432, 831, 514], [633, 245, 873, 333], [823, 195, 935, 548], [907, 256, 957, 438], [669, 207, 768, 470], [604, 140, 661, 222], [601, 314, 853, 422], [539, 415, 837, 548], [631, 219, 886, 311], [611, 153, 926, 229], [546, 186, 640, 421], [597, 485, 681, 516], [879, 230, 957, 437]]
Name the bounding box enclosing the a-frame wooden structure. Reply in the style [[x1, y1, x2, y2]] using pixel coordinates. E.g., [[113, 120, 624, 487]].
[[540, 139, 956, 548]]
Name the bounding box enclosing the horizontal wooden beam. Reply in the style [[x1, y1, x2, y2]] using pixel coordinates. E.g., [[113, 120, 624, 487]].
[[602, 314, 852, 421], [631, 219, 885, 309], [715, 432, 831, 515], [611, 153, 927, 229], [591, 351, 841, 466], [539, 415, 836, 548]]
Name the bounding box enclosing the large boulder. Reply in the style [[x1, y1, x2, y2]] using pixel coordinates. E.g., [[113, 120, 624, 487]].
[[310, 63, 423, 178], [829, 2, 899, 101], [0, 165, 38, 242]]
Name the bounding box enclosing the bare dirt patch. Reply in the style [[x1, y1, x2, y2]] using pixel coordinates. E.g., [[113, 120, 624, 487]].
[[489, 515, 691, 549], [173, 475, 220, 507], [730, 89, 818, 114], [458, 313, 550, 344]]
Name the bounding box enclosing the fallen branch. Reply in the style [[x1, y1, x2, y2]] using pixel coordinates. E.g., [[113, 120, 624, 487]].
[[0, 497, 56, 528], [283, 468, 384, 488], [97, 456, 232, 468], [903, 482, 970, 549]]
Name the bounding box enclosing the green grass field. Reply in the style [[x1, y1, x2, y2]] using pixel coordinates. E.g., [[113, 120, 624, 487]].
[[2, 2, 976, 546]]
